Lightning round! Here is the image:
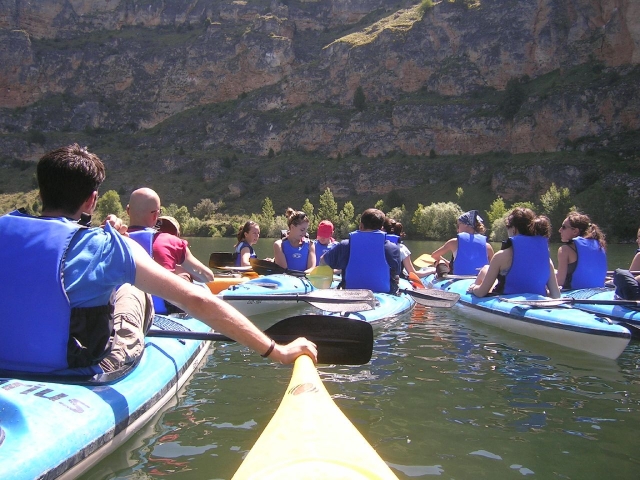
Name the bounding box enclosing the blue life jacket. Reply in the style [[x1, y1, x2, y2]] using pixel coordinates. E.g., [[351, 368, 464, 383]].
[[282, 238, 310, 271], [128, 228, 169, 314], [234, 241, 256, 266], [385, 234, 400, 244], [503, 235, 550, 296], [453, 232, 489, 275], [0, 211, 109, 373], [314, 239, 336, 266], [344, 230, 390, 293], [569, 237, 607, 289]]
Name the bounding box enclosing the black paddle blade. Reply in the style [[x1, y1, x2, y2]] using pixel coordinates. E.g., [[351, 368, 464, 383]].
[[250, 258, 306, 277], [210, 252, 235, 268], [266, 315, 374, 365], [250, 258, 285, 275]]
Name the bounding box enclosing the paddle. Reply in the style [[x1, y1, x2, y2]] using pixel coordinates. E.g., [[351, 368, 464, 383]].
[[148, 314, 374, 365], [399, 287, 460, 308], [413, 253, 436, 269], [500, 297, 640, 308], [248, 259, 335, 289], [209, 252, 236, 268], [220, 289, 377, 313], [249, 258, 307, 277], [607, 270, 640, 276]]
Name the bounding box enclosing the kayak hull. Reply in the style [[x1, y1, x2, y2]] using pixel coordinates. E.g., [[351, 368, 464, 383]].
[[232, 355, 398, 480], [0, 315, 211, 480], [562, 287, 640, 336], [423, 275, 631, 359]]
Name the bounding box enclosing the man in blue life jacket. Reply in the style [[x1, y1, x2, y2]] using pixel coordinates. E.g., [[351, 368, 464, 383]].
[[320, 208, 402, 294], [0, 144, 317, 377]]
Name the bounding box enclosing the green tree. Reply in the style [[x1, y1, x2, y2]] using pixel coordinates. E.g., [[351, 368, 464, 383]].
[[353, 86, 366, 111], [164, 204, 191, 228], [317, 188, 338, 224], [374, 199, 385, 212], [540, 183, 574, 242], [336, 201, 357, 239], [486, 197, 507, 225], [94, 190, 124, 225], [302, 198, 316, 230], [412, 202, 463, 240], [260, 197, 276, 235], [456, 187, 464, 204], [489, 213, 509, 242], [193, 198, 223, 220]]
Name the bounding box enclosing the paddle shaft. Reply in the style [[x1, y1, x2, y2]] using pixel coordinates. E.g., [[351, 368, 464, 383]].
[[502, 297, 640, 308], [147, 329, 366, 344], [219, 292, 374, 305]]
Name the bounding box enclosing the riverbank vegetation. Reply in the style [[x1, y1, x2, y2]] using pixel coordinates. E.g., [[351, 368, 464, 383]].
[[0, 182, 580, 244]]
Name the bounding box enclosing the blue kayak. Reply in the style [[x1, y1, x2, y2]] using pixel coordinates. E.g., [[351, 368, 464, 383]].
[[562, 287, 640, 336], [0, 315, 211, 479], [423, 274, 631, 359], [218, 274, 316, 317], [322, 278, 416, 324]]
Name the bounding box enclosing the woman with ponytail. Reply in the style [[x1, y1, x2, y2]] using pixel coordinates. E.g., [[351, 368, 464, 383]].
[[556, 212, 607, 290]]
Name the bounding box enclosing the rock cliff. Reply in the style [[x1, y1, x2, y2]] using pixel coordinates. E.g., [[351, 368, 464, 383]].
[[0, 0, 638, 235]]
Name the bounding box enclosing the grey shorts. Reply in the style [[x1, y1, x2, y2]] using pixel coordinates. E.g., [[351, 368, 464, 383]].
[[99, 283, 154, 373]]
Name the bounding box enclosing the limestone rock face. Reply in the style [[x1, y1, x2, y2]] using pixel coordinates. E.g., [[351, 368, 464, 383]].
[[0, 0, 638, 211]]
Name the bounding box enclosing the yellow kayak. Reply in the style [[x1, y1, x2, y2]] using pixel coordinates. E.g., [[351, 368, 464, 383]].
[[232, 355, 399, 479]]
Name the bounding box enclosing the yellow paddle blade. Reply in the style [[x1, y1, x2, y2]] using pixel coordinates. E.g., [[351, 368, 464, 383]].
[[413, 253, 435, 268], [307, 265, 334, 289]]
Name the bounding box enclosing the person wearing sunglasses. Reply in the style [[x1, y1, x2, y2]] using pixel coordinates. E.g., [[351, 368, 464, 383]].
[[273, 208, 316, 272], [556, 212, 607, 290]]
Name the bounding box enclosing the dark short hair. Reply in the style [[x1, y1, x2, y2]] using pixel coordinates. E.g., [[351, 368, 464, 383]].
[[360, 208, 385, 230], [37, 144, 105, 214]]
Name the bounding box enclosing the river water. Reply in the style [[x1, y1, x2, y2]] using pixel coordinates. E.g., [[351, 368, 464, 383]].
[[81, 239, 640, 479]]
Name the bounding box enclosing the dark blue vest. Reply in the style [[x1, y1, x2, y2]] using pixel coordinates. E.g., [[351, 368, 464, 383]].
[[234, 241, 256, 266], [314, 240, 336, 266], [0, 212, 90, 372], [128, 228, 169, 314], [453, 232, 489, 275], [570, 237, 607, 289], [282, 238, 310, 271], [344, 231, 390, 293], [504, 235, 550, 296]]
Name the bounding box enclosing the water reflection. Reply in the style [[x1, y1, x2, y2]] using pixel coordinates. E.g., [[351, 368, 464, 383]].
[[82, 302, 640, 480]]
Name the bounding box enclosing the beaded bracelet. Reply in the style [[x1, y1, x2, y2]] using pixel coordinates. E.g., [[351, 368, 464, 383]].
[[261, 339, 276, 358]]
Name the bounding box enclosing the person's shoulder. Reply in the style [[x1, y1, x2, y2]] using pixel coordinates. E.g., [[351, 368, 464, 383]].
[[70, 224, 132, 257]]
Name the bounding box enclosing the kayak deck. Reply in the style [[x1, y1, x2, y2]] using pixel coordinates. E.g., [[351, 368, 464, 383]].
[[0, 315, 211, 479], [232, 355, 398, 480], [321, 278, 415, 324], [562, 287, 640, 335], [219, 274, 316, 317]]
